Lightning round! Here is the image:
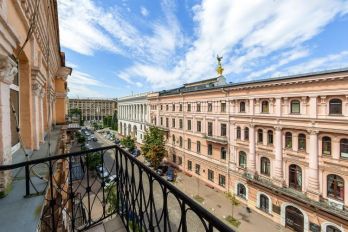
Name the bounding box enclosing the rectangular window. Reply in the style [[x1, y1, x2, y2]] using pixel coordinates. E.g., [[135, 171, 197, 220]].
[[179, 119, 183, 129], [208, 122, 213, 136], [166, 105, 169, 111], [208, 169, 214, 182], [160, 105, 163, 110], [187, 160, 192, 170], [160, 117, 163, 126], [179, 104, 183, 111], [173, 154, 176, 163], [187, 120, 192, 130], [221, 102, 226, 112], [208, 103, 212, 112], [178, 157, 182, 165], [172, 118, 175, 128], [187, 104, 191, 112], [172, 104, 175, 111], [219, 175, 226, 187], [197, 103, 201, 112], [197, 121, 202, 132], [195, 164, 200, 175], [221, 123, 227, 136], [166, 118, 169, 127]]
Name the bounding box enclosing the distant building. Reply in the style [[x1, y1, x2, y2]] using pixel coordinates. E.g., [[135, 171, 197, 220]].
[[148, 58, 348, 232], [118, 93, 150, 144], [68, 98, 117, 122]]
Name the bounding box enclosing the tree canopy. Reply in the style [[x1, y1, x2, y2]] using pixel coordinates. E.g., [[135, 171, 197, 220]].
[[141, 126, 167, 169]]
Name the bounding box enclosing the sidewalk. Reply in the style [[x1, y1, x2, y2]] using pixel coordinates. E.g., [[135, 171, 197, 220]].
[[174, 172, 290, 232], [0, 126, 62, 232]]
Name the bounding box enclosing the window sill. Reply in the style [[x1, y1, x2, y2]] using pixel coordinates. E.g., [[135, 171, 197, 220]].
[[329, 114, 343, 116], [256, 207, 273, 216]]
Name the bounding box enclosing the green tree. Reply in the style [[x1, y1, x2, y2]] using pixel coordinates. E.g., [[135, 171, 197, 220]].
[[86, 152, 102, 170], [69, 108, 83, 126], [141, 126, 167, 169], [120, 135, 136, 151]]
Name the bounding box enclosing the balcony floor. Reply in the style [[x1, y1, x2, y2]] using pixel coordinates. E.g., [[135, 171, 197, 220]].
[[86, 216, 126, 232]]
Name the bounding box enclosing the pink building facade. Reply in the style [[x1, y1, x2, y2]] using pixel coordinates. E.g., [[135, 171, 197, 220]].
[[148, 69, 348, 232]]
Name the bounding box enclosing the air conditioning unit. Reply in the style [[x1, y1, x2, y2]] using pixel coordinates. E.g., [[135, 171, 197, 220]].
[[328, 199, 344, 210]]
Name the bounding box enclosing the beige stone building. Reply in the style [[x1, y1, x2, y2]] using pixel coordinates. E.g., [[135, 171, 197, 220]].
[[148, 65, 348, 231], [68, 98, 117, 122], [0, 0, 71, 192]]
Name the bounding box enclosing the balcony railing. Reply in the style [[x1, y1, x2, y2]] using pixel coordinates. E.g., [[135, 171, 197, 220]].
[[0, 145, 234, 232], [244, 172, 348, 222]]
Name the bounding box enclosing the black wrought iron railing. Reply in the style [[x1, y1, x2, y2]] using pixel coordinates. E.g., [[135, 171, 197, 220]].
[[0, 145, 234, 232]]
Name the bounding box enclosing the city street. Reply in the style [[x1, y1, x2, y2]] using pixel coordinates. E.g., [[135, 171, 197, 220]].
[[92, 132, 291, 232]]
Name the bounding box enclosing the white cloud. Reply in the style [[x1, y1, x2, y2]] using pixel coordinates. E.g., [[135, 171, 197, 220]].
[[119, 0, 348, 89], [58, 0, 121, 55], [140, 6, 149, 17]]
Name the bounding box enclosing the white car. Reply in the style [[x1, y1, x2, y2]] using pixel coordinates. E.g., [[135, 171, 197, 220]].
[[104, 175, 118, 188]]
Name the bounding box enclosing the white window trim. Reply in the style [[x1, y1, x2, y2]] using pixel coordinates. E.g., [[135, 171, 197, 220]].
[[235, 181, 248, 200], [256, 192, 272, 214], [280, 202, 309, 232], [321, 221, 345, 232]]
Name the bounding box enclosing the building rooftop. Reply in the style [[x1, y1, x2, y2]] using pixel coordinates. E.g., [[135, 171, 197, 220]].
[[159, 67, 348, 96]]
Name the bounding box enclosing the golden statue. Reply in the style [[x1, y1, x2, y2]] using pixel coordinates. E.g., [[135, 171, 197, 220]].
[[216, 55, 224, 76]]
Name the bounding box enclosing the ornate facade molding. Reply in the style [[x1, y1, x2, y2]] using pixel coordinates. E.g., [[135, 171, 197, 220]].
[[0, 54, 17, 85]]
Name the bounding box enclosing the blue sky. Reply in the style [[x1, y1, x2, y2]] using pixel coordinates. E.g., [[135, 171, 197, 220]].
[[58, 0, 348, 98]]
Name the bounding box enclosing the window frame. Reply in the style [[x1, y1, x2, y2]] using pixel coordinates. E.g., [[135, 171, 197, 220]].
[[322, 136, 331, 156], [236, 126, 241, 139], [340, 138, 348, 158], [267, 130, 273, 145], [208, 102, 213, 112], [219, 174, 226, 187], [197, 121, 202, 132], [187, 160, 192, 170], [208, 169, 214, 182], [285, 132, 292, 149], [290, 100, 301, 114], [221, 123, 227, 136], [261, 100, 269, 113], [244, 127, 249, 140], [260, 157, 270, 176], [257, 129, 263, 143], [240, 101, 246, 113], [221, 102, 226, 113], [289, 164, 302, 191], [221, 147, 226, 160], [197, 141, 201, 153], [187, 138, 191, 150], [207, 144, 212, 155], [327, 174, 344, 201], [329, 99, 343, 115], [298, 133, 306, 150], [239, 151, 247, 168]]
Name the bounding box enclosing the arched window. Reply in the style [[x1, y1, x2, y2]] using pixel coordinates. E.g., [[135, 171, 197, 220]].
[[237, 183, 246, 199], [207, 144, 212, 155], [259, 194, 269, 212], [327, 174, 344, 201], [172, 134, 175, 144], [221, 147, 226, 160], [179, 136, 183, 147], [187, 138, 191, 150], [240, 101, 246, 113], [329, 99, 342, 115], [289, 164, 302, 191], [197, 141, 201, 153], [298, 134, 306, 150], [236, 126, 241, 139], [340, 139, 348, 158], [261, 101, 269, 113], [244, 127, 249, 140], [322, 136, 331, 155], [239, 151, 247, 168], [260, 157, 270, 176], [268, 130, 273, 144], [326, 225, 342, 232], [291, 100, 300, 114], [285, 132, 292, 148], [257, 129, 263, 143]]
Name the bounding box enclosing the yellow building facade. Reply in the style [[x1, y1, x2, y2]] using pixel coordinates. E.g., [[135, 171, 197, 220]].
[[0, 0, 71, 192]]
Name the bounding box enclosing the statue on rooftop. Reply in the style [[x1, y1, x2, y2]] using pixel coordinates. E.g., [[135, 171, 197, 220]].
[[216, 54, 224, 76]]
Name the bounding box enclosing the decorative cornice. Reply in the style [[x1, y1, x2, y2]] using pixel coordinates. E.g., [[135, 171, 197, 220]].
[[0, 55, 17, 85]]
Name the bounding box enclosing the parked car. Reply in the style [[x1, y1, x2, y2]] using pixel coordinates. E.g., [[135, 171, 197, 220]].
[[131, 149, 141, 158], [104, 175, 118, 188], [166, 167, 175, 181], [96, 165, 109, 179], [156, 165, 168, 176]]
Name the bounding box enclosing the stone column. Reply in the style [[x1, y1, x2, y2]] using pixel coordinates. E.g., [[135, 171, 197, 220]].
[[273, 126, 283, 186], [307, 129, 320, 200], [39, 88, 45, 142], [309, 96, 317, 118], [275, 97, 281, 117], [249, 99, 254, 115], [0, 55, 17, 192], [248, 124, 256, 173], [32, 81, 41, 150]]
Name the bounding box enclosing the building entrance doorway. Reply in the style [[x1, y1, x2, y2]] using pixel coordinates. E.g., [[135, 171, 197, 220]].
[[285, 205, 304, 232]]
